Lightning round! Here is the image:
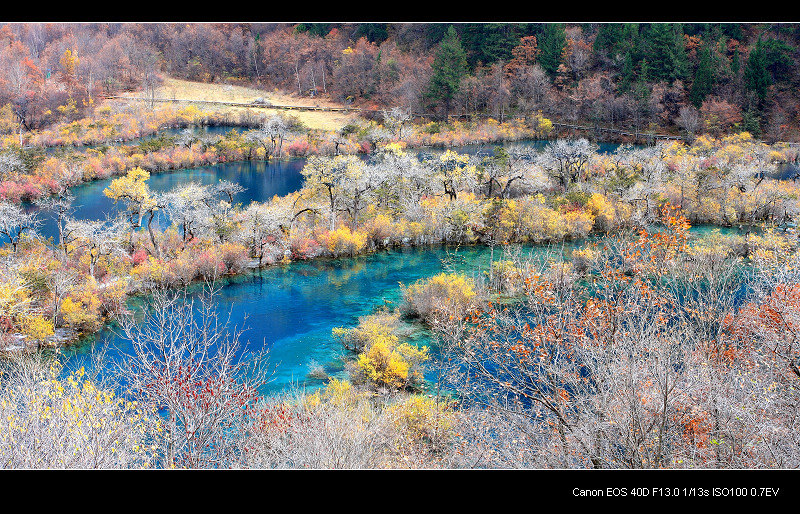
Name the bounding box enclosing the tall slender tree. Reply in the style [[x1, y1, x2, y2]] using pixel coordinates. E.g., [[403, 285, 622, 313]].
[[423, 25, 468, 120], [690, 43, 715, 107], [538, 23, 566, 76], [744, 39, 771, 107], [645, 23, 688, 83]]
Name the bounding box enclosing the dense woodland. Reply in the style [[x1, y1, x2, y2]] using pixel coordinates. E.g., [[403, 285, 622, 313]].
[[1, 22, 800, 140], [1, 22, 800, 474]]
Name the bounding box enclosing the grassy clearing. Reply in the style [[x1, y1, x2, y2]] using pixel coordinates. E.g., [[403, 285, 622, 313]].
[[105, 77, 359, 132]]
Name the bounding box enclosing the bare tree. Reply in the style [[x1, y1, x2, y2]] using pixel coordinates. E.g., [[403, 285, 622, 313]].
[[35, 191, 76, 256], [478, 145, 534, 199], [536, 138, 598, 191], [212, 179, 245, 204], [0, 151, 23, 181], [141, 51, 161, 110], [0, 201, 40, 253], [162, 182, 214, 248], [65, 216, 126, 280], [175, 128, 199, 148], [263, 114, 289, 159], [676, 105, 701, 142], [382, 107, 411, 139], [246, 115, 289, 160], [238, 200, 292, 267], [113, 282, 272, 468], [45, 267, 79, 328]]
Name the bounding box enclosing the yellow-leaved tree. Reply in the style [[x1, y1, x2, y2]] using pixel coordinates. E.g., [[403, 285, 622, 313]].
[[104, 167, 163, 257]]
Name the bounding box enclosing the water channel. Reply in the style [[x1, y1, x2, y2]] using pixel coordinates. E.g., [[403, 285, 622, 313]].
[[33, 137, 655, 395]]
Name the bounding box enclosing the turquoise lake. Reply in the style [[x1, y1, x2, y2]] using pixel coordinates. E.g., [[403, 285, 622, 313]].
[[60, 243, 580, 395], [40, 137, 643, 395], [34, 137, 630, 241]]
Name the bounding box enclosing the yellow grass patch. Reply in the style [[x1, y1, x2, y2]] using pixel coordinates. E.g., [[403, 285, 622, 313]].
[[105, 77, 359, 132]]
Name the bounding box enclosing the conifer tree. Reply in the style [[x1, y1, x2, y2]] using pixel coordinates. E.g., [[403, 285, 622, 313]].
[[744, 40, 771, 106], [645, 23, 688, 82], [424, 25, 468, 120], [619, 50, 636, 92], [593, 23, 625, 58], [538, 23, 566, 76], [690, 43, 715, 107]]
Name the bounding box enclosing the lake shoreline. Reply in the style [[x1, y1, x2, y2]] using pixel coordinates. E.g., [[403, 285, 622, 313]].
[[6, 220, 766, 357]]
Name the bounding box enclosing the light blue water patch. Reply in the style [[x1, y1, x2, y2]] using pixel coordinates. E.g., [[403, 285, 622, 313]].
[[54, 224, 748, 397]]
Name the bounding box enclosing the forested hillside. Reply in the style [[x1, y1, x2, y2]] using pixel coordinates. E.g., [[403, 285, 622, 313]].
[[1, 22, 799, 141]]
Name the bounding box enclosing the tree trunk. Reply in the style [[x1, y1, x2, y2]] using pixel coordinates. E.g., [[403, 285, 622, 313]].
[[147, 211, 161, 259]]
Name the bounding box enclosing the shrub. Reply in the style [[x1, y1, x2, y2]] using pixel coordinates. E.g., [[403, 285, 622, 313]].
[[60, 284, 103, 332], [217, 242, 249, 274], [319, 227, 368, 257], [20, 315, 55, 345], [487, 260, 526, 295], [571, 246, 599, 275], [194, 248, 227, 280], [332, 311, 401, 353], [586, 193, 616, 232], [362, 214, 396, 247], [290, 236, 324, 260], [353, 338, 428, 391], [335, 311, 428, 391], [388, 394, 458, 449], [402, 272, 479, 322], [285, 138, 310, 157]]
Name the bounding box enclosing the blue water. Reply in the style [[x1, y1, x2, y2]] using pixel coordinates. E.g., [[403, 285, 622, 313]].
[[60, 243, 576, 395], [59, 224, 736, 397], [33, 158, 307, 242], [41, 137, 635, 395]]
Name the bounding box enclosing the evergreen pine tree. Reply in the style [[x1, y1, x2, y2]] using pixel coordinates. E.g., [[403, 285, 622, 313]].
[[539, 23, 566, 76], [742, 106, 762, 136], [731, 46, 741, 77], [593, 23, 625, 58], [744, 40, 772, 106], [690, 44, 715, 107], [424, 25, 468, 120], [619, 50, 635, 91], [645, 23, 687, 83], [460, 23, 521, 68], [634, 59, 651, 100]]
